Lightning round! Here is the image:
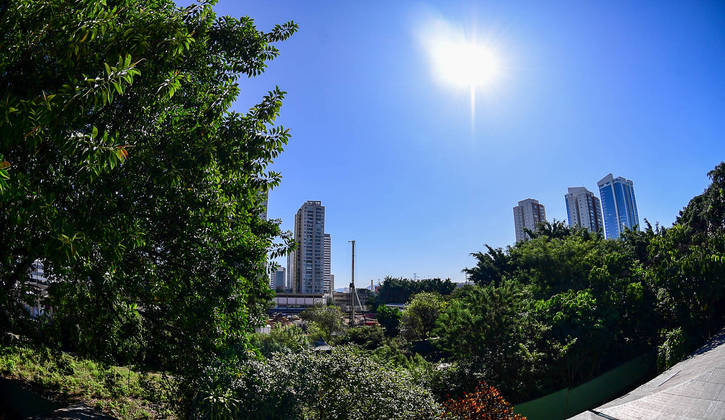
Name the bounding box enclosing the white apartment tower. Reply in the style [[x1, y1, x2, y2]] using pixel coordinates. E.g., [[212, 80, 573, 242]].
[[288, 201, 329, 294], [513, 198, 547, 242], [565, 187, 603, 233]]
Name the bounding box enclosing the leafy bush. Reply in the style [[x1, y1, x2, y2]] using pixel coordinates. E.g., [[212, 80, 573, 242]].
[[376, 305, 402, 337], [193, 347, 441, 419], [657, 328, 688, 371], [334, 325, 384, 350], [300, 305, 344, 341], [250, 324, 309, 357], [401, 292, 446, 341]]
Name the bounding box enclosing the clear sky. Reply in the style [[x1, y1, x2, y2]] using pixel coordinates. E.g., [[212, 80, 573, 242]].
[[201, 1, 725, 288]]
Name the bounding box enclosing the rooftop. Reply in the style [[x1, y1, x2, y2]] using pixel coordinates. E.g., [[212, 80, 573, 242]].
[[571, 330, 725, 420]]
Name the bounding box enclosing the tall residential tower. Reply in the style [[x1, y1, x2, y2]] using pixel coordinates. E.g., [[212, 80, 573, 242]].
[[513, 198, 547, 242], [565, 187, 603, 233], [288, 201, 330, 294], [597, 174, 640, 239]]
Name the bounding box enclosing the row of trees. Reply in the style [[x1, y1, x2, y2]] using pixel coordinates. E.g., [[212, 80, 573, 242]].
[[375, 277, 456, 305]]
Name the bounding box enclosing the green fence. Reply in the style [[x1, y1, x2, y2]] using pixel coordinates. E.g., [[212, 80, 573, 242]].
[[514, 354, 654, 420]]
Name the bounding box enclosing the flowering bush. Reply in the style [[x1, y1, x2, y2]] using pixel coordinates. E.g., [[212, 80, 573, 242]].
[[443, 382, 524, 420]]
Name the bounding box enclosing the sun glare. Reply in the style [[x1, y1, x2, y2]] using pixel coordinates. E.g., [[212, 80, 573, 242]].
[[417, 15, 504, 127], [429, 39, 500, 89]]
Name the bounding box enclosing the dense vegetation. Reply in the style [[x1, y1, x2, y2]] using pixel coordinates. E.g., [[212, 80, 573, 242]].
[[2, 0, 725, 418], [435, 163, 725, 402], [0, 344, 176, 418], [375, 277, 456, 306], [1, 0, 296, 415]]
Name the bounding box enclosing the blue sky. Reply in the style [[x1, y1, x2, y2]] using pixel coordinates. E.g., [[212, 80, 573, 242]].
[[204, 1, 725, 287]]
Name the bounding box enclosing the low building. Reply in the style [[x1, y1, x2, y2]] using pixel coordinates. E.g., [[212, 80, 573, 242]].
[[333, 288, 374, 312], [270, 292, 328, 314]]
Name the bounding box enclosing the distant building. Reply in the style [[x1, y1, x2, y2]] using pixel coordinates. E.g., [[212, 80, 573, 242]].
[[271, 268, 286, 291], [333, 288, 373, 312], [271, 292, 327, 313], [597, 174, 640, 239], [288, 201, 329, 294], [565, 187, 603, 233], [513, 198, 547, 242], [324, 233, 332, 295]]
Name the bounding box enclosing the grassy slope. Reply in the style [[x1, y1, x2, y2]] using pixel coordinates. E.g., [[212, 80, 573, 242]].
[[0, 344, 178, 419]]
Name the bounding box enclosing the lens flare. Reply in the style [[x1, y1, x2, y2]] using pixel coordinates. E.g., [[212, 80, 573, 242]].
[[428, 38, 500, 89]]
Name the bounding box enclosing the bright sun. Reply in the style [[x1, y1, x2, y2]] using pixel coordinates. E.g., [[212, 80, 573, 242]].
[[417, 16, 504, 126], [429, 39, 500, 90]]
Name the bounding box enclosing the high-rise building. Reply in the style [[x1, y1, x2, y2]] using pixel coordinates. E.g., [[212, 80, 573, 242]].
[[565, 187, 603, 233], [597, 174, 640, 239], [513, 198, 547, 242], [288, 201, 328, 294], [270, 268, 286, 291], [323, 233, 332, 294], [286, 247, 295, 290]]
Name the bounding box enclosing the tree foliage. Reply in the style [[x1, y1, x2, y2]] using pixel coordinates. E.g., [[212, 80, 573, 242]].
[[677, 162, 725, 235], [251, 324, 310, 358], [376, 277, 456, 305], [333, 325, 385, 350], [376, 305, 403, 337], [1, 0, 297, 375], [441, 163, 725, 403], [401, 292, 446, 341], [300, 305, 344, 342]]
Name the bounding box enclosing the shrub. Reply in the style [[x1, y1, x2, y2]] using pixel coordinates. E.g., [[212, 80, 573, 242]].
[[443, 381, 524, 420], [657, 327, 688, 371], [193, 346, 441, 419], [300, 305, 344, 342], [401, 292, 445, 341], [334, 325, 384, 350], [250, 324, 309, 357], [376, 305, 402, 337]]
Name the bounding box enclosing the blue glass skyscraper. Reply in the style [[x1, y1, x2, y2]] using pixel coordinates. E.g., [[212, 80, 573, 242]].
[[597, 174, 640, 239]]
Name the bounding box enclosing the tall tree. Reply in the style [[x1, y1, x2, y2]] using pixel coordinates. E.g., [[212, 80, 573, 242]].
[[677, 162, 725, 235], [1, 0, 296, 372]]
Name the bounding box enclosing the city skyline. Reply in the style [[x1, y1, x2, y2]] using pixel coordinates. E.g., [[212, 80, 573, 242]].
[[222, 0, 725, 289]]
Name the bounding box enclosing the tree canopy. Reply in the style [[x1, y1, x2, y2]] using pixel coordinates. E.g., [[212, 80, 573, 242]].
[[376, 277, 456, 305], [439, 164, 725, 402], [1, 0, 296, 374]]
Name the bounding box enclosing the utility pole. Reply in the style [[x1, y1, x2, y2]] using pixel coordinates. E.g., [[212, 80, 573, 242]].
[[349, 240, 355, 326]]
